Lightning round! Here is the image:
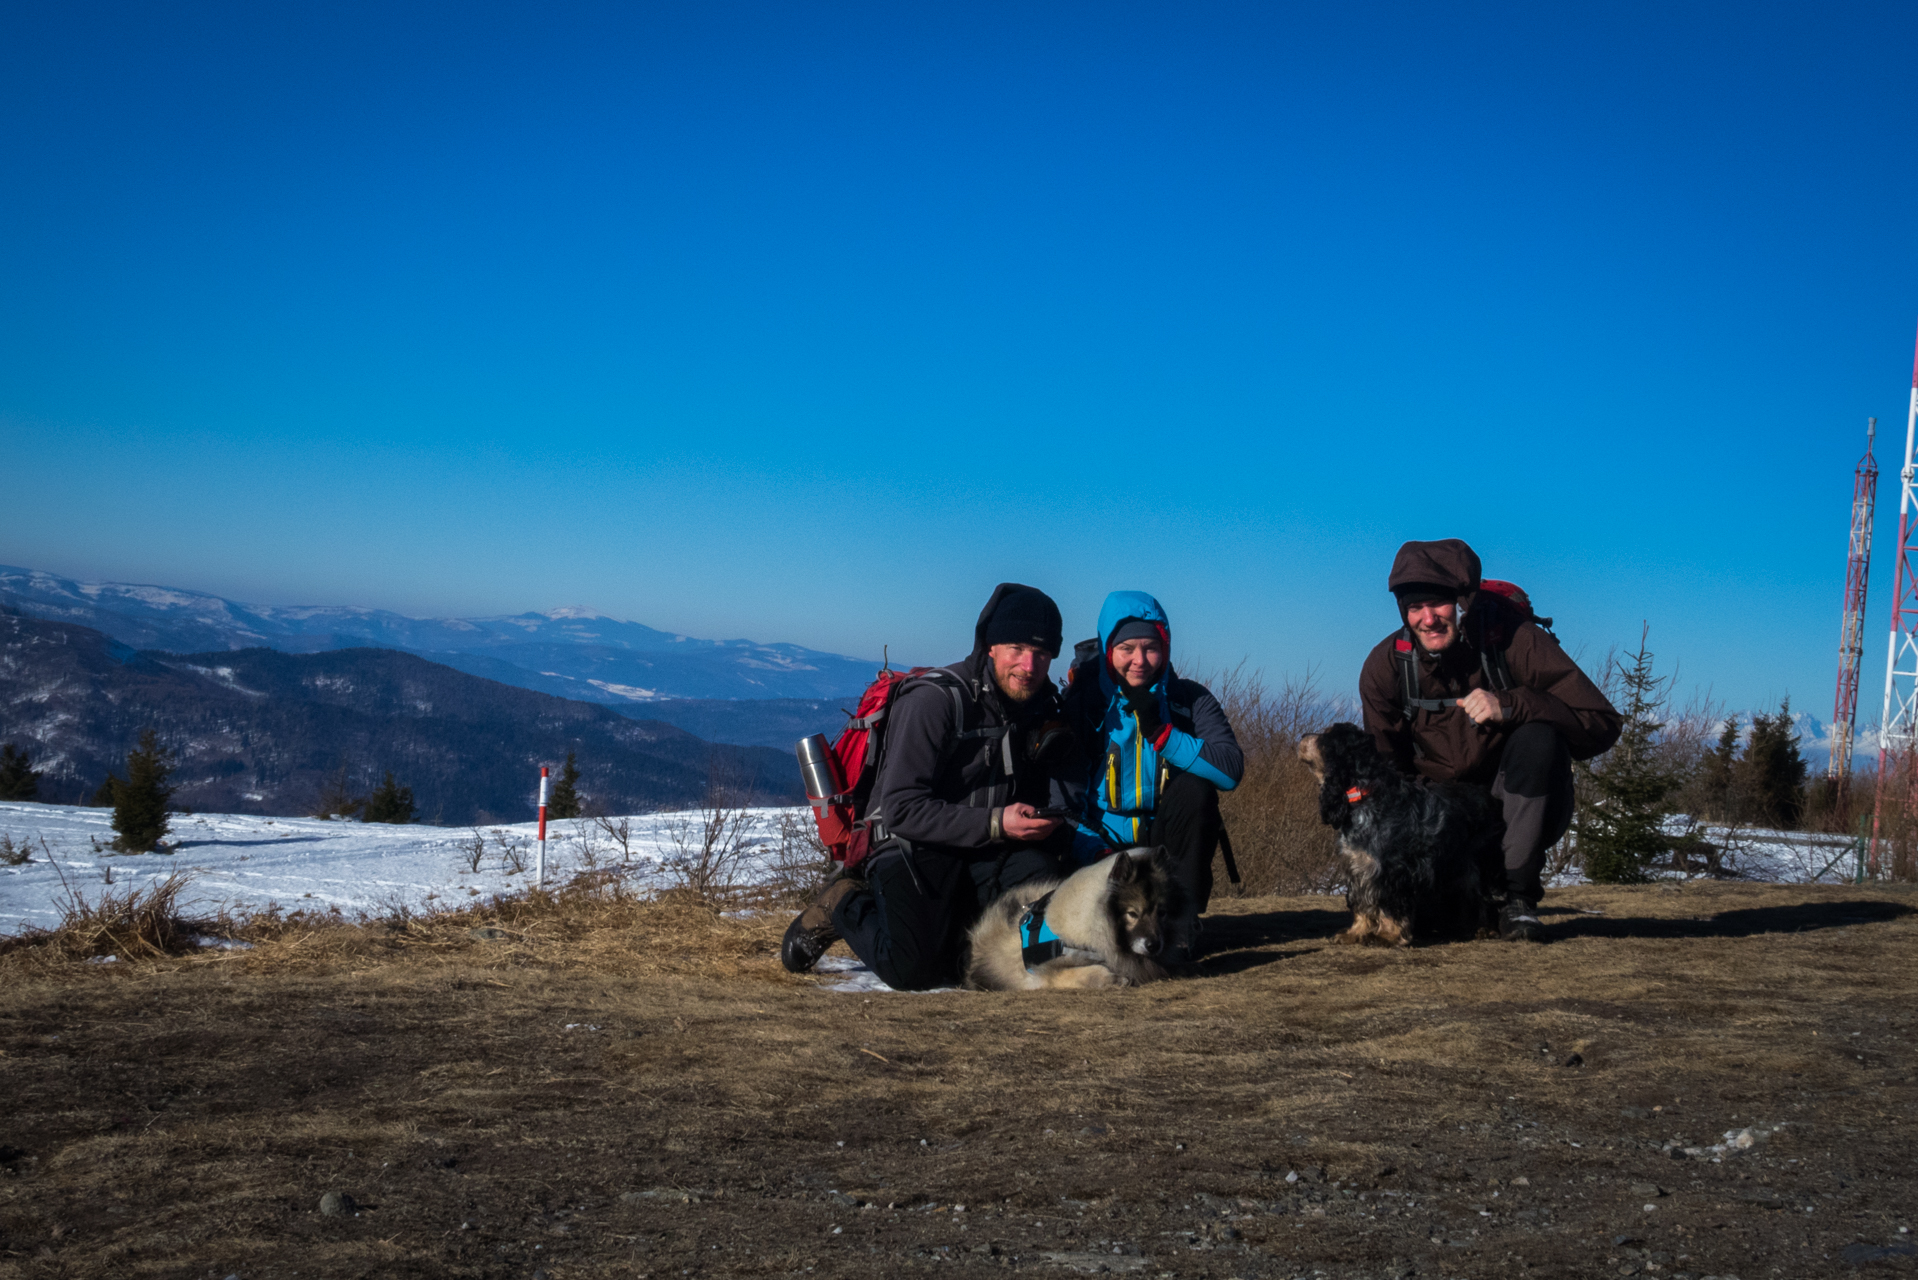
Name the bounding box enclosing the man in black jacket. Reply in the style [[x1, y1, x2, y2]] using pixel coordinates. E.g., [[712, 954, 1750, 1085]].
[[780, 583, 1071, 990]]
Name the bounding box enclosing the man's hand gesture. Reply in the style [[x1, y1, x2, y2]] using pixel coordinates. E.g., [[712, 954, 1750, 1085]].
[[1457, 689, 1506, 726]]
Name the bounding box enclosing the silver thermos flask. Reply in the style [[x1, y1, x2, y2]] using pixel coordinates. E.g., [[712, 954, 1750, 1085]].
[[795, 734, 844, 805]]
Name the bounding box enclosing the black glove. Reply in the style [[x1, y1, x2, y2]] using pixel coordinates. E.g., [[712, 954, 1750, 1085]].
[[1119, 681, 1163, 740]]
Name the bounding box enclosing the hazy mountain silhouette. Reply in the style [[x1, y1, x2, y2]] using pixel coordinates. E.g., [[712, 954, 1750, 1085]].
[[0, 564, 881, 704], [0, 612, 801, 822]]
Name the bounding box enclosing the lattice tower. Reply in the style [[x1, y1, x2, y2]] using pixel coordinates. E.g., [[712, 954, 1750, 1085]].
[[1870, 336, 1918, 877], [1830, 418, 1878, 793]]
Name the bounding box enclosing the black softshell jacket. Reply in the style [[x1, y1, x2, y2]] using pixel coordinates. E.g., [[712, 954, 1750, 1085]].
[[871, 584, 1065, 851]]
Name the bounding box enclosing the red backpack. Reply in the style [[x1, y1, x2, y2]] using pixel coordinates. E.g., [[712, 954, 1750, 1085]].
[[808, 665, 972, 873], [1396, 579, 1553, 720]]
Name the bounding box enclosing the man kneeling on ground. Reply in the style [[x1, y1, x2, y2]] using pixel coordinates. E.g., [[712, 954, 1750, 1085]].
[[780, 583, 1073, 990], [1359, 539, 1621, 942]]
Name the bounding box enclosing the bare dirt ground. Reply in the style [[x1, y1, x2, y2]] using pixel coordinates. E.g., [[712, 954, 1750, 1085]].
[[2, 880, 1915, 1280]]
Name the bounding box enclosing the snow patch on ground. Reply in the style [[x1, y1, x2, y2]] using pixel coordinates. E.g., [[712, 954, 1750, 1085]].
[[812, 955, 956, 995], [0, 800, 807, 937], [1545, 819, 1869, 888]]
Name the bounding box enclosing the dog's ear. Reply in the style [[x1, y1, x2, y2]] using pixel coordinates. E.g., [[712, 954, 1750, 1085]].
[[1297, 732, 1324, 780], [1313, 735, 1355, 828], [1109, 847, 1153, 884]]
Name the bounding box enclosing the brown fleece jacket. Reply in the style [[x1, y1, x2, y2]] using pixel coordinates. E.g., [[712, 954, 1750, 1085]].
[[1358, 538, 1622, 785]]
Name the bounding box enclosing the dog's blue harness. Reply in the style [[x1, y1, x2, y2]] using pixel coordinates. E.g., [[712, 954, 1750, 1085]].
[[1019, 891, 1065, 970]]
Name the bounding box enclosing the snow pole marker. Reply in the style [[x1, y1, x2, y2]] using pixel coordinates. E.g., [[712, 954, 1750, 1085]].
[[536, 765, 549, 886]]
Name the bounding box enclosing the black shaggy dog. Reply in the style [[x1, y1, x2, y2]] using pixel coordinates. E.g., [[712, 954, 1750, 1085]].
[[1297, 722, 1506, 947]]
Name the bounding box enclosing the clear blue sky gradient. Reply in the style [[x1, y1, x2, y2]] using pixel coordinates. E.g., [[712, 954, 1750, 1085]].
[[6, 2, 1918, 717]]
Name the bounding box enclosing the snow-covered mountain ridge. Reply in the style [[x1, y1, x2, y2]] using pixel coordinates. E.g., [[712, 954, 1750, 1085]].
[[0, 565, 882, 704]]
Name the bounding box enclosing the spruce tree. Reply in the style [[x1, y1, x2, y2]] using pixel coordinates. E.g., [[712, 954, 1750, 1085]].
[[1578, 629, 1692, 883], [547, 751, 582, 819], [1737, 699, 1808, 830], [111, 729, 175, 853], [0, 744, 39, 801], [362, 772, 417, 824], [1697, 720, 1739, 820]]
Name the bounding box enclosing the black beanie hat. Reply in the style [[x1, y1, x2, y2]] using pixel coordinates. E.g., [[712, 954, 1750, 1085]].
[[983, 586, 1063, 657], [1107, 617, 1162, 647]]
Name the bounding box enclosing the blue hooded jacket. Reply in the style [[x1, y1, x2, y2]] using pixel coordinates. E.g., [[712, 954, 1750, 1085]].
[[1064, 591, 1242, 860]]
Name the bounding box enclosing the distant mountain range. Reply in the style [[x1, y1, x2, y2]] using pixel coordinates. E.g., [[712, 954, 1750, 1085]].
[[0, 565, 884, 707], [0, 613, 802, 822]]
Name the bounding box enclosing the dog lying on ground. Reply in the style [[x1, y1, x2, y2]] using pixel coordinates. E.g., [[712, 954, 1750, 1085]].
[[1297, 722, 1505, 947], [964, 848, 1172, 990]]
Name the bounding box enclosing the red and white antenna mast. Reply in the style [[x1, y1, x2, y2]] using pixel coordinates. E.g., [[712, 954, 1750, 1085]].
[[1830, 416, 1878, 805], [1870, 331, 1918, 877]]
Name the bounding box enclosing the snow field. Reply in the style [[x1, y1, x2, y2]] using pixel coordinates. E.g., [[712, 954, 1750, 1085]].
[[0, 800, 814, 937], [0, 803, 1874, 944]]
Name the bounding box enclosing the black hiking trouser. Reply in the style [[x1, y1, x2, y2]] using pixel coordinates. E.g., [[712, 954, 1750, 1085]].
[[1488, 722, 1577, 903], [1145, 770, 1223, 964], [832, 841, 1063, 991]]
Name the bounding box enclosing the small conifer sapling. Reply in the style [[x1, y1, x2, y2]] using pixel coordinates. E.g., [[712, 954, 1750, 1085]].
[[0, 743, 39, 801], [111, 729, 175, 854], [1578, 627, 1697, 884], [363, 772, 418, 824], [547, 750, 583, 820]]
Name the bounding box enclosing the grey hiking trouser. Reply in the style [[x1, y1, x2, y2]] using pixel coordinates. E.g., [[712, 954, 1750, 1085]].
[[1490, 722, 1576, 903]]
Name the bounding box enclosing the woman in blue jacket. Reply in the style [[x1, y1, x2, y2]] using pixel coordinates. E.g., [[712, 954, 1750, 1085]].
[[1061, 590, 1244, 964]]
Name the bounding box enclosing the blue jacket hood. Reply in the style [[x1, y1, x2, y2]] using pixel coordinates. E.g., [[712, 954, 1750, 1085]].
[[1096, 590, 1169, 655], [1095, 591, 1170, 697]]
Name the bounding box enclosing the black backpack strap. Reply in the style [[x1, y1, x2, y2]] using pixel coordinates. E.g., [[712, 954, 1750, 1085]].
[[1397, 630, 1454, 721], [1217, 825, 1241, 886], [1472, 607, 1515, 693]]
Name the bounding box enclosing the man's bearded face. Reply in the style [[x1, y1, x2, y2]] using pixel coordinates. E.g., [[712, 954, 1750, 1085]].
[[989, 643, 1052, 703]]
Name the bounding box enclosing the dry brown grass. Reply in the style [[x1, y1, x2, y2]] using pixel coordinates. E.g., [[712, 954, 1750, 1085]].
[[1210, 665, 1343, 894], [0, 870, 204, 968], [0, 880, 1912, 1279]]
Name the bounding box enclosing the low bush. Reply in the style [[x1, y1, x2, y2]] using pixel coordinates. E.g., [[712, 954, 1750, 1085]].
[[1209, 666, 1344, 895]]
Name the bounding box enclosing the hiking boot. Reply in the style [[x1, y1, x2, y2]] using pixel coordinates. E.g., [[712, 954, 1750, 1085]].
[[779, 876, 865, 973], [1499, 898, 1545, 943]]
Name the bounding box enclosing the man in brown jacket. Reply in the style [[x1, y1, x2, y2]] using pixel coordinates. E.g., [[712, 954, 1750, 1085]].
[[1358, 539, 1622, 941]]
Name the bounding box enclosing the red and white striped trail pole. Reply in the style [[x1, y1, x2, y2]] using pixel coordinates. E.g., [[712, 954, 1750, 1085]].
[[536, 765, 549, 886]]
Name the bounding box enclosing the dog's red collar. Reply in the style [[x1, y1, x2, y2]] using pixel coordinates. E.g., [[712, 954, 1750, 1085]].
[[1344, 786, 1370, 804]]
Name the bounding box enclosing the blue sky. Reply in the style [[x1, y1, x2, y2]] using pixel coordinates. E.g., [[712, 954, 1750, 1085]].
[[5, 1, 1917, 718]]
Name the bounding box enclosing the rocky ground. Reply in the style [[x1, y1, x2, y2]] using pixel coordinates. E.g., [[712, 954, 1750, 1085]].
[[1, 880, 1914, 1279]]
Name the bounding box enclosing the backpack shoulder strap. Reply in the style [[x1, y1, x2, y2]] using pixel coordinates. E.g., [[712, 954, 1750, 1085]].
[[1470, 607, 1515, 693], [1396, 631, 1453, 720], [908, 667, 1000, 741]]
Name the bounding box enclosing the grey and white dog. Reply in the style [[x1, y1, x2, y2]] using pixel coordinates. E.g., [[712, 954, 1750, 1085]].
[[964, 848, 1173, 991]]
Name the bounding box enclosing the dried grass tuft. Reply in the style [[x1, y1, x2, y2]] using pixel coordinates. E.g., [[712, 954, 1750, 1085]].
[[1210, 664, 1346, 894], [0, 871, 201, 967]]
